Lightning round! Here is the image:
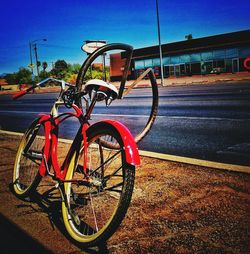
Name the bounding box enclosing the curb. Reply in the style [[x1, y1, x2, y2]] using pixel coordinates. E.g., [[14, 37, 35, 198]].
[[139, 150, 250, 174], [1, 130, 249, 174]]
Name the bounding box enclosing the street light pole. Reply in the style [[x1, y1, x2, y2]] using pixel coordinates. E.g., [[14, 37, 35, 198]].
[[30, 38, 47, 80], [156, 0, 164, 86], [33, 43, 40, 78], [29, 42, 34, 76]]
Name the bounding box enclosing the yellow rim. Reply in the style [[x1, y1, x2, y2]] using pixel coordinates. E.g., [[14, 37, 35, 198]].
[[13, 134, 28, 195], [62, 150, 120, 243]]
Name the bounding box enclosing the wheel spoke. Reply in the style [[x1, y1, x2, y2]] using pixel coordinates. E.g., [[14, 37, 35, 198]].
[[89, 188, 99, 232], [62, 126, 135, 246], [13, 122, 43, 196]]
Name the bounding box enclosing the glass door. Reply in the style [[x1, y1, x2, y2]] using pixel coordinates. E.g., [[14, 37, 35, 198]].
[[174, 65, 180, 77], [169, 65, 175, 76], [180, 64, 186, 76], [232, 58, 239, 73]]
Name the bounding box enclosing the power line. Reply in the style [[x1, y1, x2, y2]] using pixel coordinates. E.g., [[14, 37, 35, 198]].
[[39, 44, 77, 50], [0, 45, 27, 51]]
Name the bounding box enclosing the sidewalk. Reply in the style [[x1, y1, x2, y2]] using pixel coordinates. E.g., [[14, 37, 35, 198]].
[[0, 131, 250, 253], [163, 71, 250, 86], [119, 71, 250, 87], [0, 72, 250, 96]]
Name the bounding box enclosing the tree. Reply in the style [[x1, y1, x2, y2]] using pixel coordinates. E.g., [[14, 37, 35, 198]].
[[6, 68, 33, 84], [185, 34, 193, 40], [39, 70, 49, 80], [50, 60, 68, 79], [68, 63, 81, 74], [42, 61, 48, 71], [5, 73, 17, 85], [16, 68, 32, 84]]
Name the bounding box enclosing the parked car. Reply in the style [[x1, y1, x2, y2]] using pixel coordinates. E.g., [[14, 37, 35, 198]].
[[210, 67, 224, 74]]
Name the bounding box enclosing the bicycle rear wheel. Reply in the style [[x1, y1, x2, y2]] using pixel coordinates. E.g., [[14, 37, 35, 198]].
[[75, 43, 158, 146], [13, 120, 44, 197], [62, 124, 135, 247]]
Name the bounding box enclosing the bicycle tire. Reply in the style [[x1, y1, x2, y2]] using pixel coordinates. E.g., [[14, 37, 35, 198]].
[[62, 122, 135, 247], [75, 44, 158, 146], [133, 68, 158, 144], [12, 119, 43, 197]]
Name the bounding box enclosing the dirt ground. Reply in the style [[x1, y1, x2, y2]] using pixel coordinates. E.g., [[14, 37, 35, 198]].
[[0, 132, 249, 254]]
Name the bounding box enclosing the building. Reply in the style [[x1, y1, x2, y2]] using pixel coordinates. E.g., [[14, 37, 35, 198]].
[[110, 53, 133, 81], [110, 30, 250, 81], [0, 78, 9, 90]]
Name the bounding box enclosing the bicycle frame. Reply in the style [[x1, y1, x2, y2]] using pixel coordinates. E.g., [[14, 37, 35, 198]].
[[12, 42, 158, 247], [36, 99, 140, 182]]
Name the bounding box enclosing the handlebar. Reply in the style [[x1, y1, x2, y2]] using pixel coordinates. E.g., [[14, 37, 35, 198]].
[[12, 78, 74, 100], [12, 85, 37, 100]]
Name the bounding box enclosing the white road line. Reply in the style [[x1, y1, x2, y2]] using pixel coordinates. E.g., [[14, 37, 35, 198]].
[[0, 110, 44, 114], [0, 110, 249, 121]]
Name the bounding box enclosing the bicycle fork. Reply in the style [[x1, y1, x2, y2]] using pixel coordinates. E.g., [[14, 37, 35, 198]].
[[55, 123, 90, 226]]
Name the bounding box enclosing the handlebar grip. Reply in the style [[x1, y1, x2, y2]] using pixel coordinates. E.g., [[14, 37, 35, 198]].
[[12, 90, 27, 100]]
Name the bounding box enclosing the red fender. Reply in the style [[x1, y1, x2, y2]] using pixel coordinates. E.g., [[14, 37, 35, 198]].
[[37, 114, 52, 176], [88, 120, 140, 166]]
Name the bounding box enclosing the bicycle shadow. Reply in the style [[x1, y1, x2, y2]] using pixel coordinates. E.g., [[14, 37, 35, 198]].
[[9, 183, 109, 254]]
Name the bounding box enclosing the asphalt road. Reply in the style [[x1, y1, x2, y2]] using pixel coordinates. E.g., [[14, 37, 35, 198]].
[[0, 81, 250, 166]]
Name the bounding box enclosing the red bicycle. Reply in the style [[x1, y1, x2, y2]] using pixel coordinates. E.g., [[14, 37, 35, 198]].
[[12, 43, 158, 247]]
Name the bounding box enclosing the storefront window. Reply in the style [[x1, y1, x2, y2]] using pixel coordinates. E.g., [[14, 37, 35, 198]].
[[164, 65, 170, 76], [144, 58, 153, 68], [191, 63, 201, 74], [225, 59, 232, 73], [201, 51, 213, 61], [213, 49, 225, 59], [201, 61, 213, 74], [226, 48, 238, 58], [134, 60, 145, 70], [179, 54, 190, 63], [163, 57, 170, 65], [239, 47, 250, 57], [152, 58, 160, 66], [190, 53, 201, 62], [170, 56, 180, 64]]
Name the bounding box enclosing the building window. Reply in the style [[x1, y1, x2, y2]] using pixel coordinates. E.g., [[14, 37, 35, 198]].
[[164, 65, 170, 77], [144, 58, 153, 68], [163, 57, 170, 65], [213, 49, 225, 59], [152, 58, 160, 66], [201, 51, 213, 61], [225, 59, 232, 73], [239, 47, 250, 57], [170, 56, 180, 64], [190, 53, 201, 62], [134, 60, 145, 69], [201, 61, 213, 74], [179, 54, 190, 63], [225, 48, 238, 58]]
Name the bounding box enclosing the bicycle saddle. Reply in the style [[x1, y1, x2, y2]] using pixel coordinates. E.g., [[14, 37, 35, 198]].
[[85, 79, 118, 103]]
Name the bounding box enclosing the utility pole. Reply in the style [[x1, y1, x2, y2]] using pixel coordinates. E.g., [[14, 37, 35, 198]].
[[156, 0, 164, 86], [29, 38, 47, 80], [29, 42, 34, 75], [33, 43, 40, 78]]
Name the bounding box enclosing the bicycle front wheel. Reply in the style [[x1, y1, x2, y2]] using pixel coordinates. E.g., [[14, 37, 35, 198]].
[[62, 124, 135, 247], [13, 120, 44, 197]]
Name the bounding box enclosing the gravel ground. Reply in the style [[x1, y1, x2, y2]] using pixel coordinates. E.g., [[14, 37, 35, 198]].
[[0, 132, 249, 254]]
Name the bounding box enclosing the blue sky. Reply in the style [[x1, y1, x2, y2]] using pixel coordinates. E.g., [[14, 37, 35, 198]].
[[0, 0, 250, 74]]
